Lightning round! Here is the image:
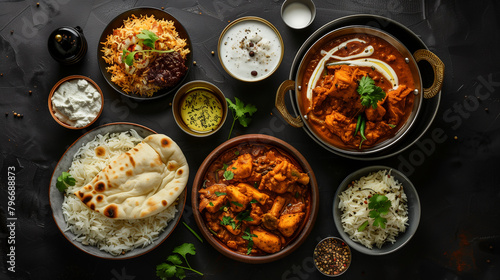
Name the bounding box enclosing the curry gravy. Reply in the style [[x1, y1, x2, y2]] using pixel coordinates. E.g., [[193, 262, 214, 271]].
[[300, 33, 416, 150]]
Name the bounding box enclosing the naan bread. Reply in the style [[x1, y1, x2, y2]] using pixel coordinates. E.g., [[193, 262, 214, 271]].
[[74, 134, 188, 219]]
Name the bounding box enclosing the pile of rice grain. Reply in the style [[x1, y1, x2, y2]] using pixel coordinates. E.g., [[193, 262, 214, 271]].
[[338, 169, 408, 249], [62, 129, 177, 256]]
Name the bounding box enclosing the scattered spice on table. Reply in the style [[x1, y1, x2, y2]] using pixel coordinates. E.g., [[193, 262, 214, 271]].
[[444, 232, 476, 273], [314, 237, 351, 276]]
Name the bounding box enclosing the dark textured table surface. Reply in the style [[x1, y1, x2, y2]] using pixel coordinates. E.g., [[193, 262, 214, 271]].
[[1, 1, 499, 279]]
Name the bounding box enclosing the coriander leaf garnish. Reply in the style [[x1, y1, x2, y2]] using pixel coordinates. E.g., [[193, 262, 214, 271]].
[[357, 76, 386, 109], [217, 163, 235, 181], [122, 29, 174, 67], [135, 29, 158, 48], [215, 191, 227, 197], [357, 194, 392, 232], [223, 169, 234, 181], [235, 210, 253, 222], [231, 201, 243, 207], [156, 243, 203, 280], [56, 171, 76, 192], [226, 97, 257, 139], [220, 215, 237, 230], [242, 228, 258, 255]]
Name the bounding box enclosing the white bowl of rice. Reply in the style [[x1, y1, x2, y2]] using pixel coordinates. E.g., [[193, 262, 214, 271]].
[[333, 166, 420, 255]]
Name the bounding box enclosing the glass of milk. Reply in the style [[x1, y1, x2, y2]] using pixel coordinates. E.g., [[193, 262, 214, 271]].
[[281, 0, 316, 29]]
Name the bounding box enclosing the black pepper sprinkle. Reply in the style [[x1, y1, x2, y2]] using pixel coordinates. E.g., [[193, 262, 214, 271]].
[[249, 51, 255, 57], [251, 70, 257, 76]]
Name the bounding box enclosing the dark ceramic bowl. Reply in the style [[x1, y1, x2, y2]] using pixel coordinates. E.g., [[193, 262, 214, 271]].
[[49, 123, 186, 259], [333, 165, 420, 255], [97, 7, 192, 100], [191, 134, 319, 263]]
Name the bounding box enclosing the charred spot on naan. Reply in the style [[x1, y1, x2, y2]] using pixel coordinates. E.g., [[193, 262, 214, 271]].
[[82, 194, 93, 204], [161, 137, 170, 147], [162, 200, 168, 206], [104, 204, 118, 218], [167, 162, 177, 171], [127, 153, 136, 167], [95, 181, 106, 192]]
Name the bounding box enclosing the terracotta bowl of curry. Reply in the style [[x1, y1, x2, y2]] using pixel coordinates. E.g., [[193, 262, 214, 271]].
[[192, 134, 319, 263], [275, 25, 444, 156]]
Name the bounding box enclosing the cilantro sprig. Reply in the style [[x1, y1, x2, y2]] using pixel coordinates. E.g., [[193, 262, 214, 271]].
[[242, 228, 258, 255], [122, 30, 174, 67], [56, 172, 76, 192], [357, 76, 386, 109], [156, 243, 203, 280], [357, 194, 392, 232], [182, 222, 203, 243], [226, 97, 257, 139]]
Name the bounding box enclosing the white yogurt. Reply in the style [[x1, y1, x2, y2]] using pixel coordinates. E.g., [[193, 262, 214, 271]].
[[219, 19, 282, 81], [51, 79, 102, 128], [282, 2, 312, 29]]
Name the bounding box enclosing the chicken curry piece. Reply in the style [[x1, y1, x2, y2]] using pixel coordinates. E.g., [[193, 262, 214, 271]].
[[199, 144, 311, 256], [301, 34, 416, 149]]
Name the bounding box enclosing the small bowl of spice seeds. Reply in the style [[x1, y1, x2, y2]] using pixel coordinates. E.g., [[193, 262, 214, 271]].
[[313, 237, 351, 277]]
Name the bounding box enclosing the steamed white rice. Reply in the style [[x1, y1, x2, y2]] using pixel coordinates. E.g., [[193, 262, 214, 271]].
[[338, 169, 408, 249], [62, 129, 178, 256]]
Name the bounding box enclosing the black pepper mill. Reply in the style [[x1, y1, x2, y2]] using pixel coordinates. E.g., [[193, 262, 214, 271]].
[[48, 26, 87, 65]]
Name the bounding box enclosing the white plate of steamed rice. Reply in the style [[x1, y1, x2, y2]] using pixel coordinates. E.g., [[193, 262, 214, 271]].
[[49, 122, 187, 259], [333, 166, 421, 255]]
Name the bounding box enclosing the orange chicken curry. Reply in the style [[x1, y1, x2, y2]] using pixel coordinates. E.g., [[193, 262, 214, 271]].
[[198, 144, 311, 256], [300, 33, 416, 149]]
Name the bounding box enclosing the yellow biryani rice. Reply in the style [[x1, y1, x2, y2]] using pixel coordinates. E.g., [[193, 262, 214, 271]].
[[101, 15, 190, 97]]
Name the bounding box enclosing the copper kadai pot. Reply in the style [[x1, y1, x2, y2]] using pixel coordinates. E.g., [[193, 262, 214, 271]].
[[275, 25, 444, 157]]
